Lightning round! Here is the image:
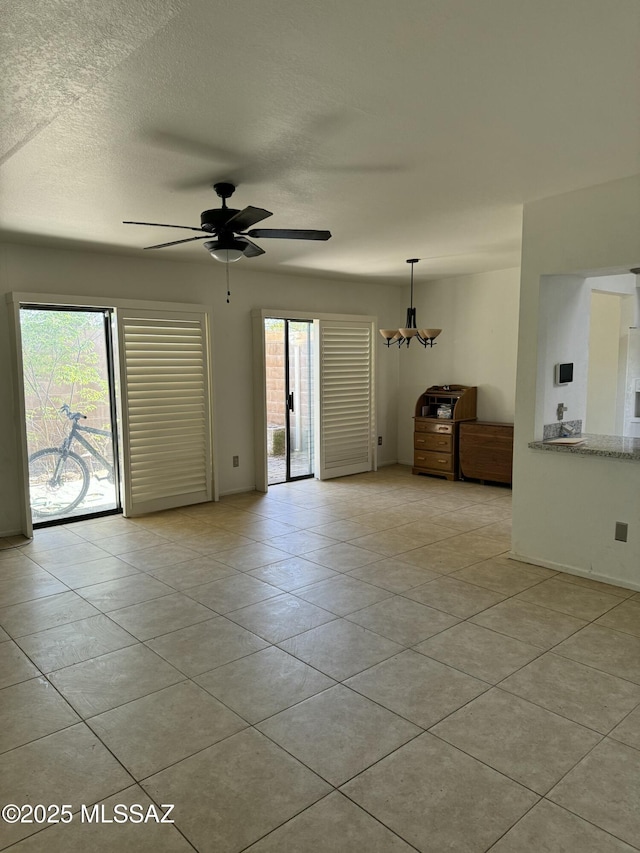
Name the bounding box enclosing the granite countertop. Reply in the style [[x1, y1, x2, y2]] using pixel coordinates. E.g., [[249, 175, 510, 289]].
[[529, 433, 640, 462]]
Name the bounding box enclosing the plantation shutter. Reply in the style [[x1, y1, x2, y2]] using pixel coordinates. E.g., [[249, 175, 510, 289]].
[[316, 319, 375, 479], [116, 308, 212, 515]]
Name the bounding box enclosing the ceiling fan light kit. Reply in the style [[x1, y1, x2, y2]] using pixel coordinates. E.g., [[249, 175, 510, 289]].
[[379, 259, 442, 348], [124, 182, 331, 262]]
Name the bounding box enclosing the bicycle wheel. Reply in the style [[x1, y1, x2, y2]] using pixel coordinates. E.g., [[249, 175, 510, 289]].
[[28, 449, 91, 518]]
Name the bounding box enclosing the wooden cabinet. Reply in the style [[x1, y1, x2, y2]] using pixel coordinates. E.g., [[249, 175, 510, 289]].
[[459, 421, 514, 484], [413, 386, 477, 480]]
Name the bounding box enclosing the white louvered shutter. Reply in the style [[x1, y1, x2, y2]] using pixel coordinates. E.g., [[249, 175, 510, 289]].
[[316, 319, 374, 479], [116, 309, 212, 515]]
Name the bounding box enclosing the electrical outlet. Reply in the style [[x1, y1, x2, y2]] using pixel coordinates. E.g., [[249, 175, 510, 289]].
[[378, 436, 382, 446], [232, 456, 239, 468], [615, 522, 628, 542]]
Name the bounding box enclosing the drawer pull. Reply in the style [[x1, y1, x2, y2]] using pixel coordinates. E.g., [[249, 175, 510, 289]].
[[437, 426, 448, 431], [437, 459, 447, 463]]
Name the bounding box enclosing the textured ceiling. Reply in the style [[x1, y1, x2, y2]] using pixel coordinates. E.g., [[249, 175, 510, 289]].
[[1, 0, 639, 283]]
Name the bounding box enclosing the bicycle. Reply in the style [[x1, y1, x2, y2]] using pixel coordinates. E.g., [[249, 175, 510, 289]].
[[28, 404, 115, 518]]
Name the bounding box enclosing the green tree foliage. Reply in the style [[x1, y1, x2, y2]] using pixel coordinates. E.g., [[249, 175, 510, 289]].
[[21, 309, 110, 451]]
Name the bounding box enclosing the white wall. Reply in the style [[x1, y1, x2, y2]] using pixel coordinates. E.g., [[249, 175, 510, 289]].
[[586, 291, 622, 435], [0, 242, 401, 535], [536, 275, 590, 434], [513, 174, 640, 590], [397, 268, 520, 464]]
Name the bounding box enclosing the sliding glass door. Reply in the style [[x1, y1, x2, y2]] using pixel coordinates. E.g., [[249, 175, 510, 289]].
[[265, 318, 314, 485]]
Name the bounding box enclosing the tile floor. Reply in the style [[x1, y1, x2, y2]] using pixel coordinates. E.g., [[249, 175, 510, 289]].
[[1, 465, 639, 852]]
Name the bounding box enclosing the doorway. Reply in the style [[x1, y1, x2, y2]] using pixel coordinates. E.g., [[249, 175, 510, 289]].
[[19, 305, 121, 526], [264, 318, 314, 485]]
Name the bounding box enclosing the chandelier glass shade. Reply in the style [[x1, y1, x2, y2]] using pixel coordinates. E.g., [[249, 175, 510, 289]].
[[379, 259, 442, 348]]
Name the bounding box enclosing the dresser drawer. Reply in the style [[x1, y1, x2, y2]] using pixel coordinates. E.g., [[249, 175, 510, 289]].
[[414, 450, 454, 472], [414, 432, 453, 453], [415, 419, 453, 435]]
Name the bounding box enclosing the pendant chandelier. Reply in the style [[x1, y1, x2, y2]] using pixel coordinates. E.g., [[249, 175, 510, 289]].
[[379, 258, 442, 348]]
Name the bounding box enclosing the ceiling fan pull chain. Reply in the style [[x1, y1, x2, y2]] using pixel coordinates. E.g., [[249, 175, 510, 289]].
[[226, 262, 231, 303]]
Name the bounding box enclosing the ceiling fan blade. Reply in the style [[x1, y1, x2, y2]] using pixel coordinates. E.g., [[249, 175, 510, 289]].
[[124, 220, 207, 232], [143, 236, 211, 250], [236, 237, 265, 258], [247, 228, 332, 241], [225, 206, 273, 231]]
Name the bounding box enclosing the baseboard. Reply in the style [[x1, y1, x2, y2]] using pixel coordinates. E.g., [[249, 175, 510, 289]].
[[509, 551, 640, 593]]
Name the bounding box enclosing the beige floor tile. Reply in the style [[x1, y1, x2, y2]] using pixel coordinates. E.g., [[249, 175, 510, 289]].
[[142, 728, 330, 853], [279, 619, 404, 680], [415, 622, 542, 683], [516, 578, 621, 621], [29, 541, 109, 569], [471, 599, 587, 649], [264, 530, 338, 556], [405, 576, 506, 618], [391, 540, 483, 573], [0, 554, 43, 577], [88, 680, 246, 779], [293, 576, 392, 616], [490, 798, 636, 853], [16, 614, 136, 673], [197, 646, 335, 724], [248, 557, 340, 591], [451, 559, 547, 595], [304, 542, 381, 572], [186, 574, 282, 613], [45, 556, 141, 589], [0, 724, 133, 847], [0, 626, 8, 642], [548, 738, 640, 848], [432, 688, 601, 794], [216, 517, 299, 539], [107, 593, 215, 640], [346, 596, 459, 646], [244, 791, 415, 852], [596, 598, 640, 638], [10, 785, 194, 851], [0, 571, 68, 607], [0, 676, 79, 753], [0, 641, 41, 689], [347, 560, 441, 592], [93, 529, 171, 556], [500, 651, 640, 733], [49, 644, 184, 717], [341, 733, 537, 853], [78, 574, 175, 611], [349, 523, 453, 557], [27, 527, 88, 550], [419, 493, 485, 512], [308, 519, 380, 540], [182, 530, 256, 556], [345, 649, 487, 728], [69, 517, 141, 541], [257, 684, 420, 785], [147, 616, 268, 676], [118, 543, 201, 571], [0, 590, 100, 637], [610, 705, 640, 750], [554, 572, 637, 598], [148, 555, 239, 587], [225, 594, 336, 643], [214, 542, 293, 570], [553, 623, 640, 684]]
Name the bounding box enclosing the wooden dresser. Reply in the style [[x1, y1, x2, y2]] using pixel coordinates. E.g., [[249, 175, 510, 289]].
[[459, 421, 514, 484], [413, 385, 477, 481]]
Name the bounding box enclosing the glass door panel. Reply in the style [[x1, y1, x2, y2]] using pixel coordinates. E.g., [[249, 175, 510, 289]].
[[286, 321, 314, 480], [20, 306, 121, 525]]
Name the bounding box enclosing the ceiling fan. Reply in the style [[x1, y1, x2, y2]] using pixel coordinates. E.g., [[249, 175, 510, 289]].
[[124, 182, 331, 262]]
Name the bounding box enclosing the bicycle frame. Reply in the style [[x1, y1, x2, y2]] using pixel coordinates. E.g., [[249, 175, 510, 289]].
[[61, 419, 114, 477]]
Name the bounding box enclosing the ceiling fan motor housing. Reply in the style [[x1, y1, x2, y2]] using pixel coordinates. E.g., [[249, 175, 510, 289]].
[[200, 208, 239, 233]]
